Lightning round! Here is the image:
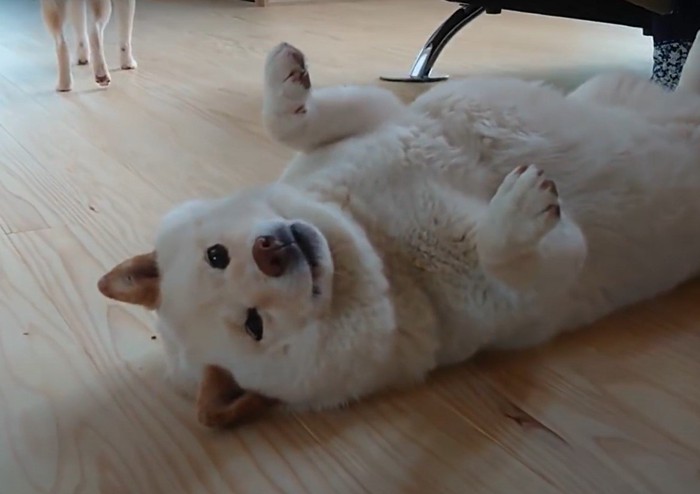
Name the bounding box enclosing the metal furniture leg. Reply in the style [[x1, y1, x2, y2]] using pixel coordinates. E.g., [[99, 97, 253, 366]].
[[380, 4, 485, 83]]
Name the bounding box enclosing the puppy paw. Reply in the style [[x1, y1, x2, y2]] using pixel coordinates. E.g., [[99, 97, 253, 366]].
[[95, 72, 111, 87], [120, 59, 138, 71], [76, 42, 89, 65], [120, 47, 137, 70], [478, 164, 560, 262], [92, 58, 111, 87], [56, 74, 73, 92], [264, 42, 311, 113]]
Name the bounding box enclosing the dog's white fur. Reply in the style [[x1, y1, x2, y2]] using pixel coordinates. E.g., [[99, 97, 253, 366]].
[[123, 41, 700, 410], [41, 0, 137, 91]]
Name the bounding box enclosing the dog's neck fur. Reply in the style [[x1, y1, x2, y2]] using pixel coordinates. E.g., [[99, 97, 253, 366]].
[[268, 184, 394, 324], [265, 185, 438, 402]]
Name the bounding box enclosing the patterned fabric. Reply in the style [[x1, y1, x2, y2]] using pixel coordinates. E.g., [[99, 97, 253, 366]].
[[651, 40, 693, 90]]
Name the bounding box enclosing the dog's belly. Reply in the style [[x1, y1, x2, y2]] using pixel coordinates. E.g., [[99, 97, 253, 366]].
[[293, 75, 700, 363]]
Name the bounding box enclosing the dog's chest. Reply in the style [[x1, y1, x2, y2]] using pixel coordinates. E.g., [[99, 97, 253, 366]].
[[340, 178, 521, 355], [292, 133, 541, 353]]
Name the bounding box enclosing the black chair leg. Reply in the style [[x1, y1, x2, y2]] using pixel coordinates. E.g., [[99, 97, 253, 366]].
[[380, 4, 485, 83]]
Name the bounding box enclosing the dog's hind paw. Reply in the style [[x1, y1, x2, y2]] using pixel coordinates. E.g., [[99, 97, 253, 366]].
[[264, 42, 311, 112]]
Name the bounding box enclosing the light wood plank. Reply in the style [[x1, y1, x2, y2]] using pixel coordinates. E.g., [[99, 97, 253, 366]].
[[467, 296, 700, 494], [0, 1, 697, 493]]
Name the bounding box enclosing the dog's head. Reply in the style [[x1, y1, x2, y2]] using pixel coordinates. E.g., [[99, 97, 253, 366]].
[[99, 184, 336, 341], [98, 184, 388, 425]]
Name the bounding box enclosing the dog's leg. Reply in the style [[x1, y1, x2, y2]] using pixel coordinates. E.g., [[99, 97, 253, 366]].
[[87, 0, 112, 87], [41, 0, 72, 91], [476, 164, 587, 294], [114, 0, 137, 70], [69, 0, 89, 65], [263, 43, 404, 152]]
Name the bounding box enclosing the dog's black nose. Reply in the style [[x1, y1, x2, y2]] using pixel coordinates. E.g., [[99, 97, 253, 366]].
[[252, 226, 294, 277]]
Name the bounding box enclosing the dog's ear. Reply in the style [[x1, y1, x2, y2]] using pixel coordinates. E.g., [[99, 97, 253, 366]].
[[196, 365, 278, 429], [97, 251, 161, 309]]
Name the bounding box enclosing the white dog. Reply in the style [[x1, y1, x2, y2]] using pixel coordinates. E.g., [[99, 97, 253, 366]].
[[41, 0, 137, 91], [99, 38, 700, 426]]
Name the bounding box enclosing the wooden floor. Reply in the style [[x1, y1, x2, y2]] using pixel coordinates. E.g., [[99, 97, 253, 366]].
[[0, 1, 698, 493]]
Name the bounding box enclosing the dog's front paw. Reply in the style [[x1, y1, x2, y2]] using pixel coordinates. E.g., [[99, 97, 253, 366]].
[[76, 41, 89, 66], [120, 47, 137, 70], [264, 42, 311, 112], [92, 58, 111, 88], [56, 77, 73, 92], [94, 70, 111, 87], [478, 164, 560, 263], [56, 68, 73, 92]]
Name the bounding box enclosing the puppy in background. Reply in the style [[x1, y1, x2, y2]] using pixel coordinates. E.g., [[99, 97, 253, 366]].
[[41, 0, 137, 91]]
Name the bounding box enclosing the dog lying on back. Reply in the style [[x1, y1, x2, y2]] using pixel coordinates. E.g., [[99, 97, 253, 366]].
[[41, 0, 137, 91], [99, 38, 700, 428]]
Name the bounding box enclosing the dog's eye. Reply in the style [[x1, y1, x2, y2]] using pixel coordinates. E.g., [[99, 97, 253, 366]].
[[245, 308, 263, 341], [206, 244, 230, 270]]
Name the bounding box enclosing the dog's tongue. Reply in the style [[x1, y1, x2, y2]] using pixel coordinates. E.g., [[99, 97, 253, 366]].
[[196, 365, 278, 428]]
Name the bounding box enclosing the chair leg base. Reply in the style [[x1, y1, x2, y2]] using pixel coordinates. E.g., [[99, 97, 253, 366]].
[[379, 4, 485, 82], [379, 74, 449, 83]]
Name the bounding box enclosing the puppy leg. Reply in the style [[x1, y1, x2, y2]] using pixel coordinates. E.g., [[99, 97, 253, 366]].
[[263, 42, 404, 152], [114, 0, 137, 70], [69, 0, 89, 65], [476, 164, 587, 294], [87, 0, 112, 87], [41, 0, 72, 91]]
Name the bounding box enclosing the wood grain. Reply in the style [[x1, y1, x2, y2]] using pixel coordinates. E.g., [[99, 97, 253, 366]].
[[0, 0, 696, 493]]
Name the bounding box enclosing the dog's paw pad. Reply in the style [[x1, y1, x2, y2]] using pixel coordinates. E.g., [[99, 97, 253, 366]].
[[544, 204, 561, 218], [95, 74, 111, 87], [265, 42, 312, 103], [539, 179, 558, 196], [120, 54, 138, 70], [77, 58, 89, 66], [286, 69, 310, 89]]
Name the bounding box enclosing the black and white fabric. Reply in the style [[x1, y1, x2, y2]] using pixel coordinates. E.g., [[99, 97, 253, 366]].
[[650, 0, 699, 91], [652, 40, 693, 90]]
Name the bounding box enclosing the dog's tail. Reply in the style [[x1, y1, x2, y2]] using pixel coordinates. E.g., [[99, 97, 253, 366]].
[[678, 31, 700, 95]]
